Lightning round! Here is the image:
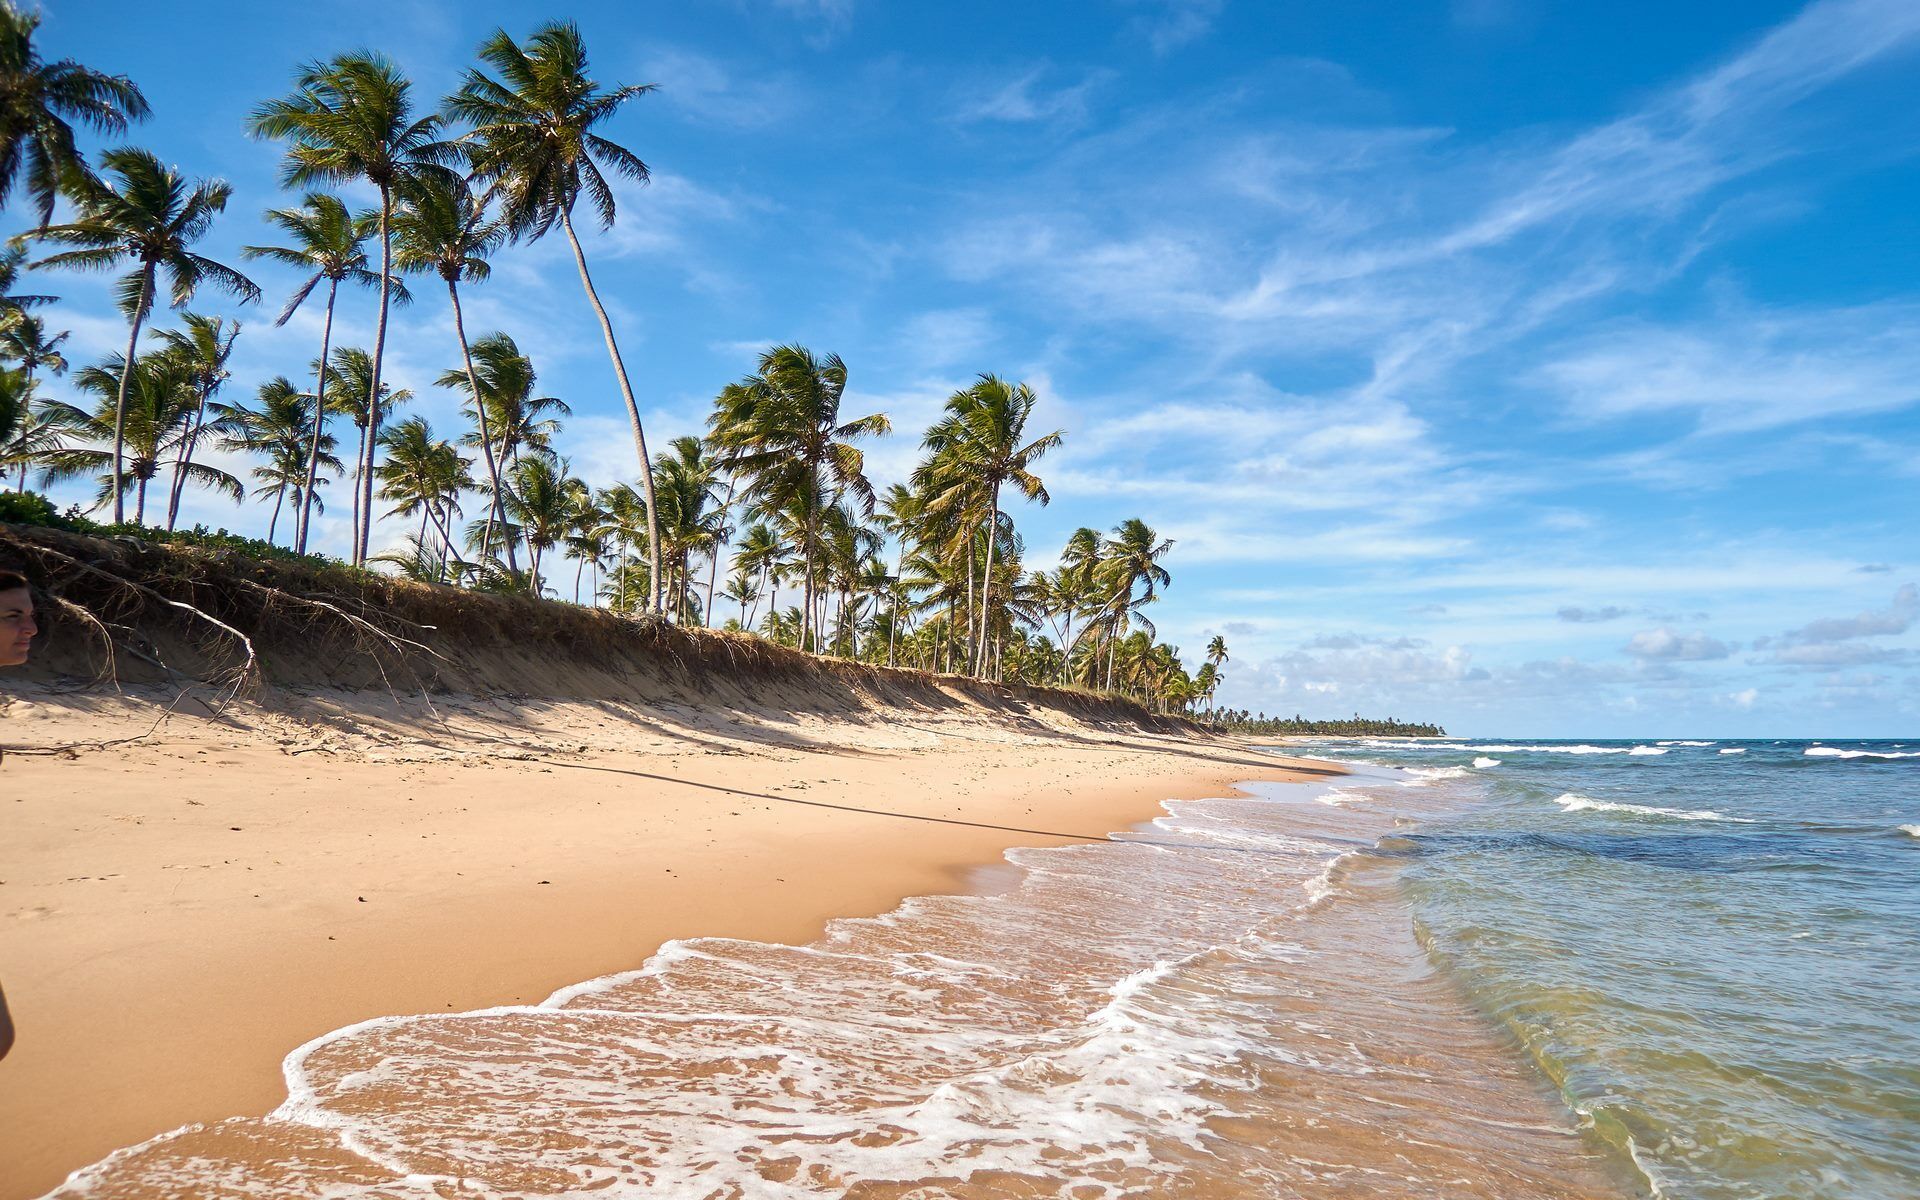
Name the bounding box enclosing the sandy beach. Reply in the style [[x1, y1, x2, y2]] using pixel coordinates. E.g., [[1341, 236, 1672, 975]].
[[0, 684, 1329, 1198]]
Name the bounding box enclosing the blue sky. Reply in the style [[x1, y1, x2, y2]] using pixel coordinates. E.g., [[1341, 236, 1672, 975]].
[[15, 0, 1920, 736]]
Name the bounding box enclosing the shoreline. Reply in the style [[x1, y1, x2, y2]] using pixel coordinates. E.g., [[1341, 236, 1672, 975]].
[[0, 687, 1334, 1198]]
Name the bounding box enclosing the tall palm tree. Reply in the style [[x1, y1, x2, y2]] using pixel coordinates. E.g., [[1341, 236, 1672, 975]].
[[434, 331, 565, 568], [0, 1, 148, 230], [29, 147, 259, 523], [251, 52, 453, 564], [150, 313, 240, 530], [391, 170, 513, 562], [723, 345, 889, 650], [0, 309, 67, 490], [49, 352, 242, 522], [242, 192, 392, 552], [875, 482, 922, 667], [919, 374, 1062, 675], [447, 21, 665, 610], [219, 375, 337, 545]]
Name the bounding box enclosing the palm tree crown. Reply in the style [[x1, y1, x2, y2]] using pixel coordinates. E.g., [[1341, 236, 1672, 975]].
[[0, 1, 149, 228]]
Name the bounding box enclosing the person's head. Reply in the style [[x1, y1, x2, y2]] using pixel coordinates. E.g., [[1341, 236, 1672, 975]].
[[0, 570, 35, 667]]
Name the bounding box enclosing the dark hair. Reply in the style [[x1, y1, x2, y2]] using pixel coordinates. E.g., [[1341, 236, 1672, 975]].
[[0, 570, 26, 591]]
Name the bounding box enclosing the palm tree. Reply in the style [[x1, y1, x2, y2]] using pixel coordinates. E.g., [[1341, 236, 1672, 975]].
[[242, 192, 392, 552], [0, 308, 66, 383], [390, 170, 513, 561], [875, 483, 922, 667], [435, 331, 568, 467], [29, 147, 259, 524], [251, 52, 453, 564], [722, 345, 889, 650], [375, 415, 472, 568], [0, 244, 56, 322], [0, 371, 75, 491], [150, 313, 240, 530], [1098, 518, 1174, 690], [448, 21, 665, 610], [649, 435, 723, 623], [0, 2, 149, 229], [219, 375, 337, 545], [320, 344, 412, 545], [49, 353, 242, 522], [502, 455, 580, 595], [919, 374, 1063, 675], [0, 309, 65, 490]]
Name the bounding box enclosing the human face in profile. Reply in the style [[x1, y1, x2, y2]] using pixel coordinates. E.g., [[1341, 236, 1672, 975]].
[[0, 586, 35, 666]]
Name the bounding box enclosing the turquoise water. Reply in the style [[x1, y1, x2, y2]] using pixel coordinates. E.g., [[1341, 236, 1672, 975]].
[[1288, 737, 1920, 1200]]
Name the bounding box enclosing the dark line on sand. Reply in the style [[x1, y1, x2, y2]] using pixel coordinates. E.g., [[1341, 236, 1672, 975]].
[[538, 759, 1368, 858]]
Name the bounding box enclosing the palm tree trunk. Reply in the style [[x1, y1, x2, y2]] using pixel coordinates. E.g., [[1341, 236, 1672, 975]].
[[974, 483, 1001, 676], [574, 555, 585, 604], [165, 384, 208, 531], [110, 266, 155, 526], [703, 477, 735, 627], [295, 278, 338, 555], [356, 188, 395, 566], [133, 473, 148, 525], [267, 485, 286, 544], [448, 279, 515, 570], [560, 207, 661, 614]]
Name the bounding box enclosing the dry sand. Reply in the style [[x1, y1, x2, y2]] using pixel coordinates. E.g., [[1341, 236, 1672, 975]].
[[0, 683, 1332, 1199]]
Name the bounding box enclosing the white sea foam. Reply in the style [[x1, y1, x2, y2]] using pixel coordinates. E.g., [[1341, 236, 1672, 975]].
[[1315, 789, 1370, 806], [1472, 757, 1501, 769], [1899, 825, 1920, 839], [1718, 748, 1747, 755], [1553, 794, 1755, 823], [1400, 765, 1471, 785], [1805, 747, 1920, 760], [1628, 746, 1669, 756], [1465, 744, 1635, 755], [1655, 740, 1716, 747]]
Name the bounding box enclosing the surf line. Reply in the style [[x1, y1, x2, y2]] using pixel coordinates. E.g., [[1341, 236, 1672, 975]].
[[536, 758, 1361, 858]]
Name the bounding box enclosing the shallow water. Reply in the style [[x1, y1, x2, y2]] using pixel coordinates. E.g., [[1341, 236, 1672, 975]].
[[1291, 737, 1920, 1200], [48, 771, 1628, 1199]]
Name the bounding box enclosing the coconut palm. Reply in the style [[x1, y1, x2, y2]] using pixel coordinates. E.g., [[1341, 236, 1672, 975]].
[[48, 352, 242, 522], [0, 369, 75, 491], [875, 483, 922, 667], [649, 435, 724, 623], [29, 147, 259, 524], [219, 375, 337, 545], [435, 331, 568, 469], [501, 454, 580, 595], [0, 244, 56, 323], [0, 308, 66, 383], [722, 345, 889, 650], [375, 415, 472, 568], [0, 2, 149, 229], [150, 313, 240, 530], [390, 170, 513, 560], [251, 52, 454, 563], [1097, 518, 1174, 689], [242, 192, 393, 552], [319, 344, 412, 544], [447, 21, 664, 610], [918, 374, 1062, 675]]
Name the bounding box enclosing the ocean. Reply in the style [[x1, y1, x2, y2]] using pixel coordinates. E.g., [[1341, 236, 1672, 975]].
[[1291, 736, 1920, 1200], [47, 739, 1917, 1199]]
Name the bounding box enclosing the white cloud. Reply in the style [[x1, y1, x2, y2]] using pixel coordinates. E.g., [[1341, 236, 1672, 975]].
[[1783, 583, 1918, 643], [954, 66, 1112, 126], [1624, 628, 1733, 661]]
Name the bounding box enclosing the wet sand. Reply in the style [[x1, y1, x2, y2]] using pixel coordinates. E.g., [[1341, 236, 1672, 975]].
[[0, 686, 1326, 1198]]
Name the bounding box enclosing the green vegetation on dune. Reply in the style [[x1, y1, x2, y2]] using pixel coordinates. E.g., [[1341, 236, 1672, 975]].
[[1213, 711, 1447, 738], [0, 4, 1406, 726]]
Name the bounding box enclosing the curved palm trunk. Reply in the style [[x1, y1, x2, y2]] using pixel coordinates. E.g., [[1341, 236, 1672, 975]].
[[560, 207, 661, 614], [356, 188, 395, 566], [267, 485, 286, 544], [166, 381, 213, 531], [110, 267, 155, 525], [295, 278, 339, 555], [973, 482, 1002, 677], [447, 278, 516, 570]]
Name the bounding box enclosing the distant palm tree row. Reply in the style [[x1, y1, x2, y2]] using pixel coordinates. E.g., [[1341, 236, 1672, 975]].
[[0, 4, 1221, 713]]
